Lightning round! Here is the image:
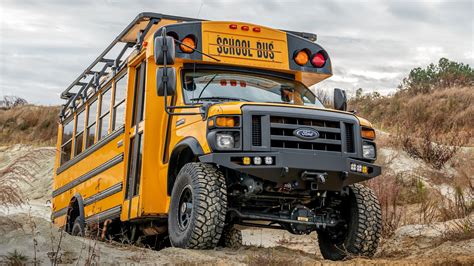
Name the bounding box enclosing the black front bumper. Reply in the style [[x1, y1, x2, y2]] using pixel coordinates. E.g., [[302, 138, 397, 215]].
[[199, 150, 381, 191]]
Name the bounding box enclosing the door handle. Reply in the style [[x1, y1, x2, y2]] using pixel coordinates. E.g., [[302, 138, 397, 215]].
[[117, 140, 123, 148]]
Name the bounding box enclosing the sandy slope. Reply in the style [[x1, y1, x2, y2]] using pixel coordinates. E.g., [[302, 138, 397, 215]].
[[0, 145, 473, 265]]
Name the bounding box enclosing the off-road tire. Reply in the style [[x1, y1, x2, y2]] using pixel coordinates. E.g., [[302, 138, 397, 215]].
[[168, 163, 227, 249], [218, 225, 243, 248], [71, 217, 85, 237], [318, 184, 382, 260]]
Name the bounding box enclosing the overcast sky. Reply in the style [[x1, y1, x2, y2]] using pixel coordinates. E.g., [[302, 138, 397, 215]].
[[0, 0, 472, 105]]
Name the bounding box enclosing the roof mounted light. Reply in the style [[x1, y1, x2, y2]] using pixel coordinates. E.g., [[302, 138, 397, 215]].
[[293, 49, 310, 66], [311, 52, 326, 68], [179, 35, 196, 53]]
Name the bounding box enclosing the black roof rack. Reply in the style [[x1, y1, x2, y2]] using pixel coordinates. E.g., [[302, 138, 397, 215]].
[[60, 12, 317, 119]]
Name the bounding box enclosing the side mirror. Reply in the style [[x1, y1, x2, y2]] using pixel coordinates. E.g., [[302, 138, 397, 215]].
[[157, 67, 176, 96], [333, 88, 347, 111], [154, 36, 175, 65]]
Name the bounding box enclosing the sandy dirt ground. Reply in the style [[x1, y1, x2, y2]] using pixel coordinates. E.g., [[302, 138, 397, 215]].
[[1, 145, 473, 265]]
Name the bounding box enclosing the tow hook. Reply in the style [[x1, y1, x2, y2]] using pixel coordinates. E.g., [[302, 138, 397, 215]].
[[301, 171, 327, 190]]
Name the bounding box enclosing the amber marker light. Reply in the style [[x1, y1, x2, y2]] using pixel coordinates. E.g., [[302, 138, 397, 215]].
[[361, 127, 376, 140], [216, 116, 238, 127], [294, 50, 309, 66], [180, 36, 196, 53]]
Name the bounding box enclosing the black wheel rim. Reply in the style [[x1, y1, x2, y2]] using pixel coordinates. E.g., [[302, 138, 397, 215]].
[[177, 185, 193, 230]]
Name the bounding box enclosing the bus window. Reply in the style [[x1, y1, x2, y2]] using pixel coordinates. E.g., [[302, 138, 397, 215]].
[[113, 74, 127, 130], [99, 87, 112, 140], [74, 110, 85, 156], [86, 99, 98, 148], [60, 119, 74, 164], [131, 63, 146, 125]]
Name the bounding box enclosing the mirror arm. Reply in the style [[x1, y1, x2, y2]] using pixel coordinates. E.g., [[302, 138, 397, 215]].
[[160, 27, 203, 116]]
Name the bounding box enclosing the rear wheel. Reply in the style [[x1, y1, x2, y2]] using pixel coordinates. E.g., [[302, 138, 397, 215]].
[[168, 163, 227, 249], [317, 184, 382, 260], [71, 217, 85, 237]]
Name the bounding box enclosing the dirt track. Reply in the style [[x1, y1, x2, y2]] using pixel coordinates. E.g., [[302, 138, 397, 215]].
[[0, 145, 473, 265]]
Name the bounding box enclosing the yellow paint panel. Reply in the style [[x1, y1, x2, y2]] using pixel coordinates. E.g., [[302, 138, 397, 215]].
[[53, 215, 67, 228], [52, 162, 124, 214], [93, 192, 124, 217]]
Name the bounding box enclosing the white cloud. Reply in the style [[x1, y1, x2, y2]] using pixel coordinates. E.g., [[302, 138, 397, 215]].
[[0, 0, 472, 104]]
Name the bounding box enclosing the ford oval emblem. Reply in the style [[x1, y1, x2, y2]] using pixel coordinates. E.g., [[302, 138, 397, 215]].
[[293, 128, 320, 140]]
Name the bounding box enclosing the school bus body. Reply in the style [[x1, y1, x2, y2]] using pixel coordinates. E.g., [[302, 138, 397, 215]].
[[52, 14, 380, 256], [52, 17, 334, 226]]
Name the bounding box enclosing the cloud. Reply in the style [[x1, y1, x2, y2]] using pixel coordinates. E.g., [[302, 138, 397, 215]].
[[0, 0, 472, 104]]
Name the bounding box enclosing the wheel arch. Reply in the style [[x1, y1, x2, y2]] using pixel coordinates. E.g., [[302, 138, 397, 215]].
[[66, 193, 85, 232], [167, 137, 205, 196]]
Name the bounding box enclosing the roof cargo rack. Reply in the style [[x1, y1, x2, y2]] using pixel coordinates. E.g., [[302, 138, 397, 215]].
[[60, 12, 317, 119]]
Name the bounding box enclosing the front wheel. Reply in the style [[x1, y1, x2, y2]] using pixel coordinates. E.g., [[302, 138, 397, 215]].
[[317, 184, 382, 260], [218, 224, 242, 248], [168, 163, 227, 249]]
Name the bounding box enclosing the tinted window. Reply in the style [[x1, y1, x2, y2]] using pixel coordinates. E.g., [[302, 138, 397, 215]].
[[113, 103, 125, 130], [182, 70, 324, 108], [113, 74, 127, 130], [86, 99, 97, 148], [99, 87, 111, 140], [99, 113, 109, 139], [101, 88, 112, 116], [62, 119, 74, 144], [131, 64, 146, 125], [86, 125, 96, 148], [88, 99, 97, 126], [74, 132, 84, 155], [61, 141, 72, 164], [115, 75, 127, 103], [76, 110, 85, 133]]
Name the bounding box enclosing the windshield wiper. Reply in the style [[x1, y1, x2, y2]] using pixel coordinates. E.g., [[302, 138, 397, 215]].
[[194, 74, 218, 102], [190, 97, 250, 103]]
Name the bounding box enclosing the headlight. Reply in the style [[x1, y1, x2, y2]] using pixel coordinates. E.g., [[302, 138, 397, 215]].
[[362, 143, 376, 159], [216, 133, 235, 149]]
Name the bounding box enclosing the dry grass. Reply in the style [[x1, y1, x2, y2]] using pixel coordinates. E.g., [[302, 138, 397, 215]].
[[0, 147, 54, 207], [0, 249, 30, 265], [0, 104, 59, 146], [366, 173, 403, 238], [440, 218, 474, 242], [400, 125, 468, 169], [349, 86, 474, 144], [0, 153, 33, 206]]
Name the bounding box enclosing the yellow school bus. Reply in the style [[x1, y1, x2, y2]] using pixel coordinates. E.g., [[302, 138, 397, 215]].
[[52, 13, 382, 260]]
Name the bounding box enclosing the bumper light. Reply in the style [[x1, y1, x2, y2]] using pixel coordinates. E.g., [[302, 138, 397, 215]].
[[243, 157, 251, 165], [264, 156, 273, 165], [363, 144, 376, 159], [253, 157, 262, 165], [351, 162, 369, 174], [216, 133, 234, 149]]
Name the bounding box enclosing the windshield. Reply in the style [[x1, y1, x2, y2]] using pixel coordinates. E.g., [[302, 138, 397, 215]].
[[182, 70, 324, 108]]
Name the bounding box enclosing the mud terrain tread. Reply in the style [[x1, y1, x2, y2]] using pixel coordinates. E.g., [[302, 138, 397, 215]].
[[219, 225, 243, 248], [318, 183, 382, 260], [348, 183, 382, 256], [170, 163, 227, 249]]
